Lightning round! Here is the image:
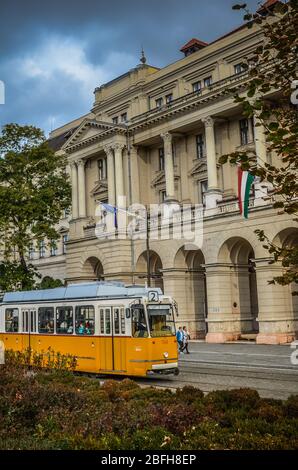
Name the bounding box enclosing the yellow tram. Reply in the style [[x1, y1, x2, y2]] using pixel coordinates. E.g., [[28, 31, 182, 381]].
[[0, 282, 179, 377]]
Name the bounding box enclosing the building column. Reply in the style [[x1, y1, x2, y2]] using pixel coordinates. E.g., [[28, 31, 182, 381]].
[[161, 132, 175, 201], [77, 159, 86, 218], [104, 145, 116, 206], [253, 115, 271, 206], [70, 162, 78, 219], [202, 116, 222, 209], [255, 258, 296, 344], [113, 143, 125, 206], [130, 145, 140, 204]]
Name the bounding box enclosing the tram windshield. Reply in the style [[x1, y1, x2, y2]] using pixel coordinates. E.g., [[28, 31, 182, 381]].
[[132, 305, 148, 338], [147, 305, 175, 337]]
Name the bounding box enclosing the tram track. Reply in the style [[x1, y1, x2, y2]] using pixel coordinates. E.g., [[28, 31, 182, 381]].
[[95, 374, 297, 399], [90, 360, 298, 399]]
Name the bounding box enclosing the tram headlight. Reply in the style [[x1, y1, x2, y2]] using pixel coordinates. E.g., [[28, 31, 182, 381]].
[[163, 352, 169, 358]]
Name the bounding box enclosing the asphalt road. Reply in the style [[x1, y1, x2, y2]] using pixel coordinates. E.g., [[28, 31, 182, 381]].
[[136, 342, 298, 400]]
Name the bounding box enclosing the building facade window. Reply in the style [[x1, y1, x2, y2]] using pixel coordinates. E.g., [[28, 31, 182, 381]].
[[203, 76, 212, 87], [28, 243, 34, 260], [50, 240, 57, 257], [98, 158, 107, 180], [165, 93, 173, 104], [196, 134, 205, 159], [158, 148, 165, 171], [199, 180, 208, 206], [155, 97, 163, 108], [112, 116, 118, 124], [39, 240, 46, 258], [63, 207, 70, 218], [62, 234, 68, 254], [234, 63, 245, 75], [160, 190, 167, 202], [192, 81, 201, 93], [121, 112, 127, 123], [239, 118, 249, 146]]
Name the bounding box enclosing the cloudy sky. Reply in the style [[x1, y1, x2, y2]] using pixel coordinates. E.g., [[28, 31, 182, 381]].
[[0, 0, 260, 136]]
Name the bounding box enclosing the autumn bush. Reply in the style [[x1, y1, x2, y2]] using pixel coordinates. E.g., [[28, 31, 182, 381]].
[[0, 351, 297, 450]]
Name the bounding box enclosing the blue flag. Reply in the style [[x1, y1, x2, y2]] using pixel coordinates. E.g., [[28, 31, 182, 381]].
[[101, 203, 118, 228]]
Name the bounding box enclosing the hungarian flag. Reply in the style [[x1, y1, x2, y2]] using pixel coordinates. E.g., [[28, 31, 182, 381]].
[[238, 168, 255, 219]]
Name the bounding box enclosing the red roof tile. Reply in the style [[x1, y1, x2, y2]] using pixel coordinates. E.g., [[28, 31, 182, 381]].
[[257, 0, 281, 13], [180, 38, 208, 52]]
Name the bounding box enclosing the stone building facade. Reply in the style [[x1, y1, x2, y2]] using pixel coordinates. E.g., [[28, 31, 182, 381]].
[[31, 8, 297, 344]]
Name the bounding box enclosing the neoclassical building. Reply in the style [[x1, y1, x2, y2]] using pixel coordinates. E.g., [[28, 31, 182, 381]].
[[32, 2, 297, 344]]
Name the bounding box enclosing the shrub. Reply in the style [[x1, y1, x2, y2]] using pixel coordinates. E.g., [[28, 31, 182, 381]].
[[0, 360, 297, 450]]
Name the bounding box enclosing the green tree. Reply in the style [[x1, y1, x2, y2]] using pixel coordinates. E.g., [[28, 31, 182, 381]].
[[38, 276, 64, 290], [0, 123, 71, 290], [220, 0, 298, 291]]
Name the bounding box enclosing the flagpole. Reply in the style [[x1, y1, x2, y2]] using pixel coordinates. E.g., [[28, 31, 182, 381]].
[[146, 208, 151, 287]]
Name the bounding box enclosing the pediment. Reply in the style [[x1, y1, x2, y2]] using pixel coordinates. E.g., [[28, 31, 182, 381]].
[[62, 119, 121, 151], [151, 171, 166, 188], [189, 159, 208, 177], [90, 180, 108, 197], [151, 171, 180, 188]]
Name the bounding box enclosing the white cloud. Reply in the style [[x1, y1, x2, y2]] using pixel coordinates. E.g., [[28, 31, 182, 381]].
[[15, 35, 136, 99], [1, 34, 137, 133]]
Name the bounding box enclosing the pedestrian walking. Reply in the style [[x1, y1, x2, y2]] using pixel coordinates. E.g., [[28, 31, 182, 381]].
[[182, 326, 190, 354], [176, 326, 184, 353]]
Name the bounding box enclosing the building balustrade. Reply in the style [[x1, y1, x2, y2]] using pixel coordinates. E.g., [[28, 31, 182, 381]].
[[83, 194, 274, 240], [130, 70, 249, 125]]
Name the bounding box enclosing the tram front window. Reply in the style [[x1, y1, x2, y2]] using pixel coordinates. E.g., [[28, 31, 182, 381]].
[[132, 305, 148, 338], [147, 305, 175, 337]]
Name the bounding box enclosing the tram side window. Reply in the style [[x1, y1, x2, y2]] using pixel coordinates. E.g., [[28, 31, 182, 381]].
[[75, 306, 95, 335], [114, 308, 120, 334], [132, 306, 148, 338], [56, 306, 73, 334], [100, 308, 105, 334], [38, 307, 54, 334], [105, 308, 111, 334], [5, 308, 19, 332], [120, 308, 125, 335]]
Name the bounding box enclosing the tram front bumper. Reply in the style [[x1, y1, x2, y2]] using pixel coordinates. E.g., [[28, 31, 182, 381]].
[[147, 362, 179, 376]]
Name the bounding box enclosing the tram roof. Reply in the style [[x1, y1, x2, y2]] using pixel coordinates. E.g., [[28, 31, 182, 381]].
[[2, 282, 163, 303]]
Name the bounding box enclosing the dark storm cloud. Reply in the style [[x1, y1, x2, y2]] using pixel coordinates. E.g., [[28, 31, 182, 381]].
[[0, 0, 260, 135]]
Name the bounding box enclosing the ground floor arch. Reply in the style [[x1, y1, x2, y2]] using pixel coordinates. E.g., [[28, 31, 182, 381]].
[[82, 256, 104, 281], [217, 236, 259, 336], [256, 227, 298, 344], [170, 247, 207, 339], [135, 250, 164, 291]]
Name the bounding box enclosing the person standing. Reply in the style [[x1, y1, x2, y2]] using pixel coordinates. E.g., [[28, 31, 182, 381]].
[[176, 326, 184, 353], [182, 326, 190, 354]]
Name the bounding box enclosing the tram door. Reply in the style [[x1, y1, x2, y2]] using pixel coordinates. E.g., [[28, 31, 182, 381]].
[[99, 307, 113, 371], [111, 307, 126, 372], [98, 306, 126, 372], [21, 308, 37, 351]]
